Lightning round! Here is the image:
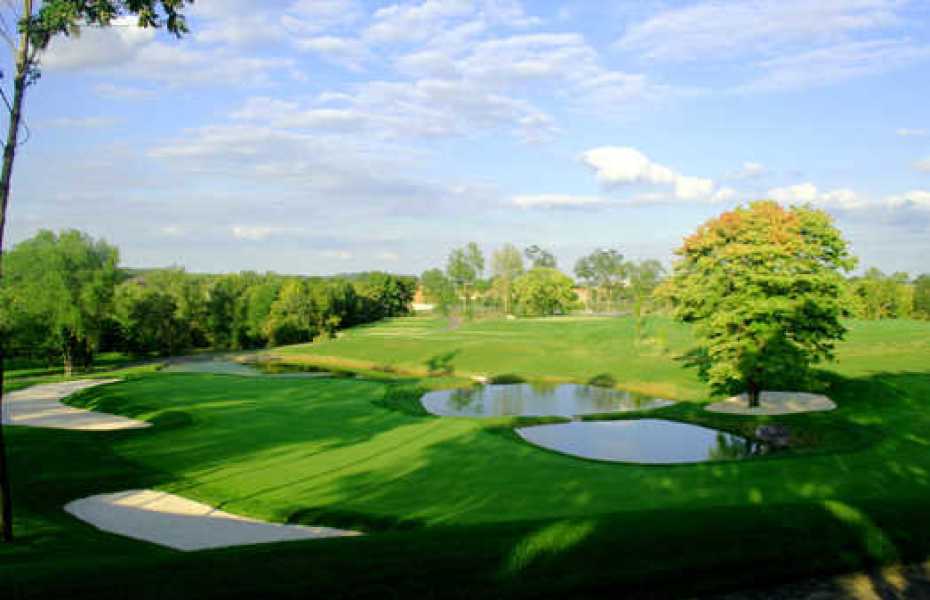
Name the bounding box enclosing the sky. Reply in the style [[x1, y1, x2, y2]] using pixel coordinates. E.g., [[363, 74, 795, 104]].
[[4, 0, 930, 276]]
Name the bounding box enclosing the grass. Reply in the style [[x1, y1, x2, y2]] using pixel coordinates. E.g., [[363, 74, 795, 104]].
[[2, 315, 930, 598]]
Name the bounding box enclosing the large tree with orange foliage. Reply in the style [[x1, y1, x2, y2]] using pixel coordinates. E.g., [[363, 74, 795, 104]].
[[666, 201, 857, 407]]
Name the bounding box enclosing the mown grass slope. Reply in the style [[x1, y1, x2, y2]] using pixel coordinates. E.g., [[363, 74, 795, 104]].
[[2, 316, 930, 598]]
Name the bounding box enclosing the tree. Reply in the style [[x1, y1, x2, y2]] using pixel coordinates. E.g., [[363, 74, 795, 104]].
[[491, 244, 524, 314], [524, 245, 557, 268], [3, 230, 119, 373], [420, 268, 456, 315], [625, 259, 665, 341], [914, 274, 930, 319], [446, 243, 484, 315], [666, 201, 856, 408], [573, 248, 625, 312], [114, 282, 185, 356], [0, 0, 192, 544], [849, 268, 914, 319], [513, 268, 578, 316], [264, 279, 318, 346]]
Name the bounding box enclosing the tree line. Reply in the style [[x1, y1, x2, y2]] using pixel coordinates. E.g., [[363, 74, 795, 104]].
[[418, 242, 666, 325], [0, 230, 415, 373]]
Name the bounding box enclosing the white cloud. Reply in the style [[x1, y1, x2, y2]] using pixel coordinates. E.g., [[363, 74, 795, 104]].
[[712, 187, 738, 202], [364, 0, 536, 45], [883, 190, 930, 210], [41, 17, 156, 70], [616, 0, 902, 62], [40, 15, 295, 86], [321, 249, 353, 260], [512, 194, 604, 208], [915, 158, 930, 173], [295, 36, 373, 70], [581, 146, 716, 200], [897, 128, 928, 137], [731, 161, 768, 179], [229, 77, 558, 143], [745, 39, 930, 92], [768, 182, 865, 209], [231, 225, 279, 241]]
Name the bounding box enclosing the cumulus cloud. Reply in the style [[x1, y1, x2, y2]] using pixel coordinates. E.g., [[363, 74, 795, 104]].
[[41, 17, 156, 70], [581, 146, 717, 200], [767, 182, 865, 209], [512, 194, 604, 208], [915, 158, 930, 173], [883, 190, 930, 210], [296, 36, 373, 70]]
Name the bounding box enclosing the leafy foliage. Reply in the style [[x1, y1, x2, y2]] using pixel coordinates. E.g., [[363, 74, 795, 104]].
[[849, 268, 915, 319], [420, 268, 456, 315], [490, 244, 524, 314], [3, 231, 415, 363], [512, 268, 578, 316], [574, 248, 625, 311], [523, 245, 557, 269], [666, 201, 857, 405], [1, 230, 119, 373]]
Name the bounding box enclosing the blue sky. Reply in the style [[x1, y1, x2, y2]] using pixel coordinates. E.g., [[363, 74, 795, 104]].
[[4, 0, 930, 276]]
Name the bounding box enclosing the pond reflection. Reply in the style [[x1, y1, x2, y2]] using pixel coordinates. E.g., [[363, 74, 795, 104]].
[[516, 419, 767, 464], [420, 384, 675, 417]]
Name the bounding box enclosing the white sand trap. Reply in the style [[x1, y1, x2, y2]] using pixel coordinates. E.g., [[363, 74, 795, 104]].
[[2, 379, 150, 430], [65, 490, 360, 551], [705, 391, 836, 415]]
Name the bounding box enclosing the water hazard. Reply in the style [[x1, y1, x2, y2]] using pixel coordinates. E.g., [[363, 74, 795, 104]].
[[420, 383, 675, 417], [516, 419, 767, 464]]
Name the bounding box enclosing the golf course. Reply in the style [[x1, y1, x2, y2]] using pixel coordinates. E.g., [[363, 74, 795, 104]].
[[2, 314, 930, 598]]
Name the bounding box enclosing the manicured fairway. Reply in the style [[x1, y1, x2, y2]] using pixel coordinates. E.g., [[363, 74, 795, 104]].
[[2, 316, 930, 598]]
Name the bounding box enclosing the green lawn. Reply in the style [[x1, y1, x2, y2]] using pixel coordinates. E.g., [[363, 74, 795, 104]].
[[2, 316, 930, 598]]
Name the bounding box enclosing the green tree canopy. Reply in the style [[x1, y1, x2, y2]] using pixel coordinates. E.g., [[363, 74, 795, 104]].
[[524, 245, 557, 269], [513, 267, 577, 316], [849, 268, 914, 319], [573, 248, 625, 310], [420, 268, 456, 315], [1, 229, 118, 374], [625, 259, 665, 340], [491, 244, 524, 314], [667, 201, 857, 407], [914, 274, 930, 320]]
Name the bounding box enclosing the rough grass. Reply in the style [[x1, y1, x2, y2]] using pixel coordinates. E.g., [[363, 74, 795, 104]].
[[2, 316, 930, 598]]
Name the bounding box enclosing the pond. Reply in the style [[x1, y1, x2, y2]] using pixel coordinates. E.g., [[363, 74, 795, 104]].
[[420, 383, 675, 417], [516, 419, 767, 464]]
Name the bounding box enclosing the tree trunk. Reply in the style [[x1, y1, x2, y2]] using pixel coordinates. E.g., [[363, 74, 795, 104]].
[[0, 0, 33, 544], [63, 346, 73, 377], [747, 379, 761, 408], [0, 345, 11, 543]]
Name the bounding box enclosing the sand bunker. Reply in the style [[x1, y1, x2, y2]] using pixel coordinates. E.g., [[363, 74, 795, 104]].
[[2, 380, 150, 430], [65, 490, 360, 551], [705, 391, 836, 415]]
